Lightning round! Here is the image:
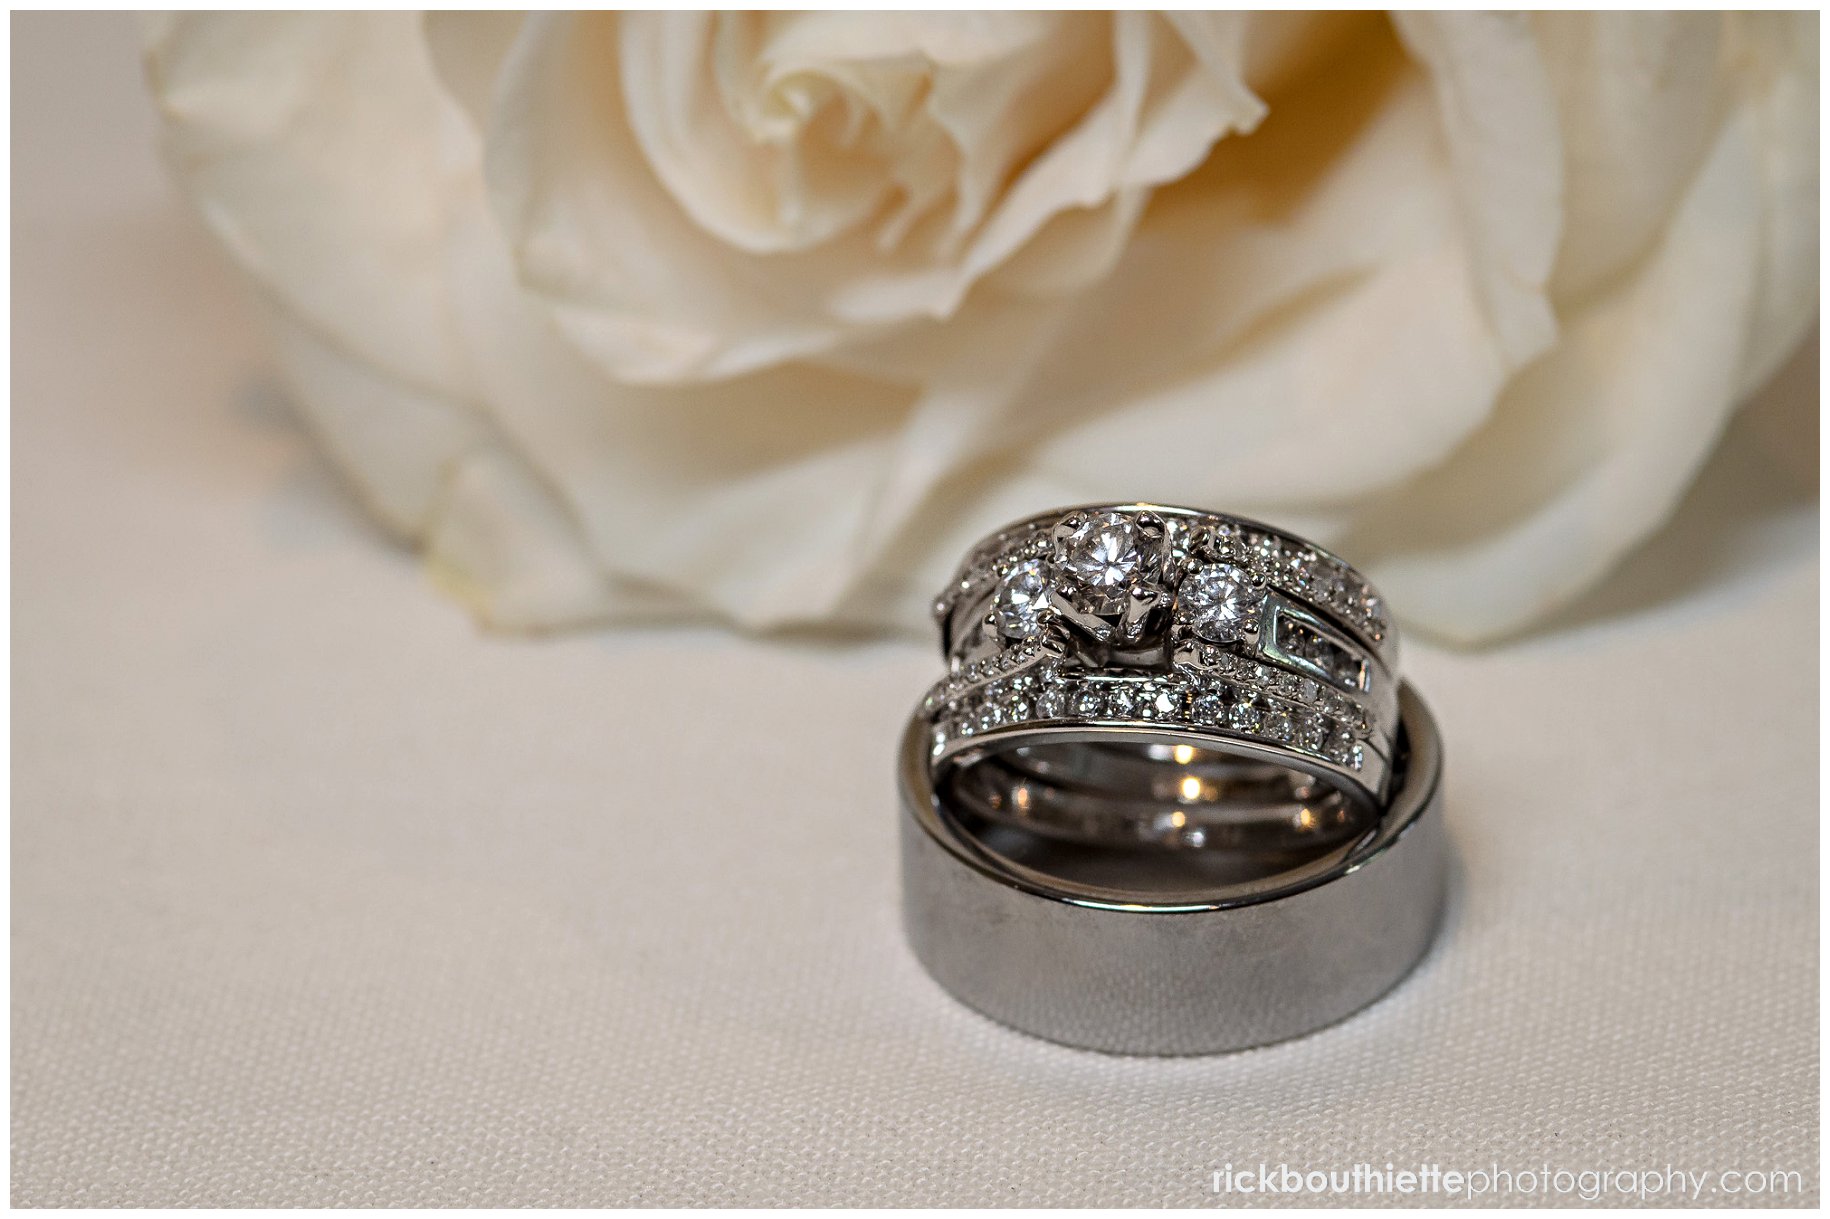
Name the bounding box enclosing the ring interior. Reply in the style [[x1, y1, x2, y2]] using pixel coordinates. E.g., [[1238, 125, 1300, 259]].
[[936, 737, 1382, 896]]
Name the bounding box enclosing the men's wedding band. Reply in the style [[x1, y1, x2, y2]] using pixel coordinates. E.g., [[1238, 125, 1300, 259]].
[[900, 683, 1446, 1054]]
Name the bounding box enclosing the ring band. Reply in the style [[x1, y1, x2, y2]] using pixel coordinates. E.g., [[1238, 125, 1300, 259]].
[[899, 682, 1447, 1054]]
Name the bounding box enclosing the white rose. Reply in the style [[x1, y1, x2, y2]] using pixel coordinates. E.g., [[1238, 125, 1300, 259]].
[[145, 11, 1816, 641]]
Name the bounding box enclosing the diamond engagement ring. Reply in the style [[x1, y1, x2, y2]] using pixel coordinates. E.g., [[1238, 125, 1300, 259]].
[[897, 503, 1447, 1053], [921, 504, 1400, 840]]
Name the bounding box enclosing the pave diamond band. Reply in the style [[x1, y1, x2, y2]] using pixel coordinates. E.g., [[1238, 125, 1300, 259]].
[[918, 646, 1386, 801], [933, 668, 1386, 802], [920, 503, 1401, 829]]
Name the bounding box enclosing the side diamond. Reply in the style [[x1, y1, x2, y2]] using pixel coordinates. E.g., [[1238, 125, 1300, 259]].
[[994, 558, 1051, 641], [1175, 563, 1265, 644]]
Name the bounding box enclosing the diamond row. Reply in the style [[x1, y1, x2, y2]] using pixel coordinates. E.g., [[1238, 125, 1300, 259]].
[[920, 639, 1376, 741], [928, 668, 1372, 773], [918, 638, 1054, 716]]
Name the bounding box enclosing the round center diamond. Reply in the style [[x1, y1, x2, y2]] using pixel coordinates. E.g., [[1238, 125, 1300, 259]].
[[1177, 563, 1264, 643], [1058, 511, 1143, 600], [994, 558, 1051, 640]]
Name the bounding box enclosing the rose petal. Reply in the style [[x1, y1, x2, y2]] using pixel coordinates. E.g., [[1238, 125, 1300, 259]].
[[487, 13, 1262, 385], [268, 314, 484, 538], [422, 11, 524, 132], [446, 179, 944, 625], [424, 445, 633, 632], [997, 26, 1511, 506], [147, 12, 478, 399], [1391, 11, 1562, 367], [1339, 97, 1775, 641], [1723, 12, 1819, 392], [1532, 12, 1723, 305]]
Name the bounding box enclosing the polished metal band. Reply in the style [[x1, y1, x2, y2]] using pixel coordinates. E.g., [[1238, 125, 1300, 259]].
[[900, 683, 1447, 1054]]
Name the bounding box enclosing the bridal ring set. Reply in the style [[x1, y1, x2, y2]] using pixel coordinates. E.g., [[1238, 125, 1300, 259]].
[[898, 504, 1446, 1054]]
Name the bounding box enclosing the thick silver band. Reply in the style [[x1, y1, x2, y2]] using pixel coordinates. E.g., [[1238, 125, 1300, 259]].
[[900, 683, 1447, 1055]]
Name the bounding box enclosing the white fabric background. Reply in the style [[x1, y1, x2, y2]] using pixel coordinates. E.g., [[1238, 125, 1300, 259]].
[[12, 14, 1819, 1208]]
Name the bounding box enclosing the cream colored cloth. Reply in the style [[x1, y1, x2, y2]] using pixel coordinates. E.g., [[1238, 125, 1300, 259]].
[[13, 14, 1818, 1207]]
